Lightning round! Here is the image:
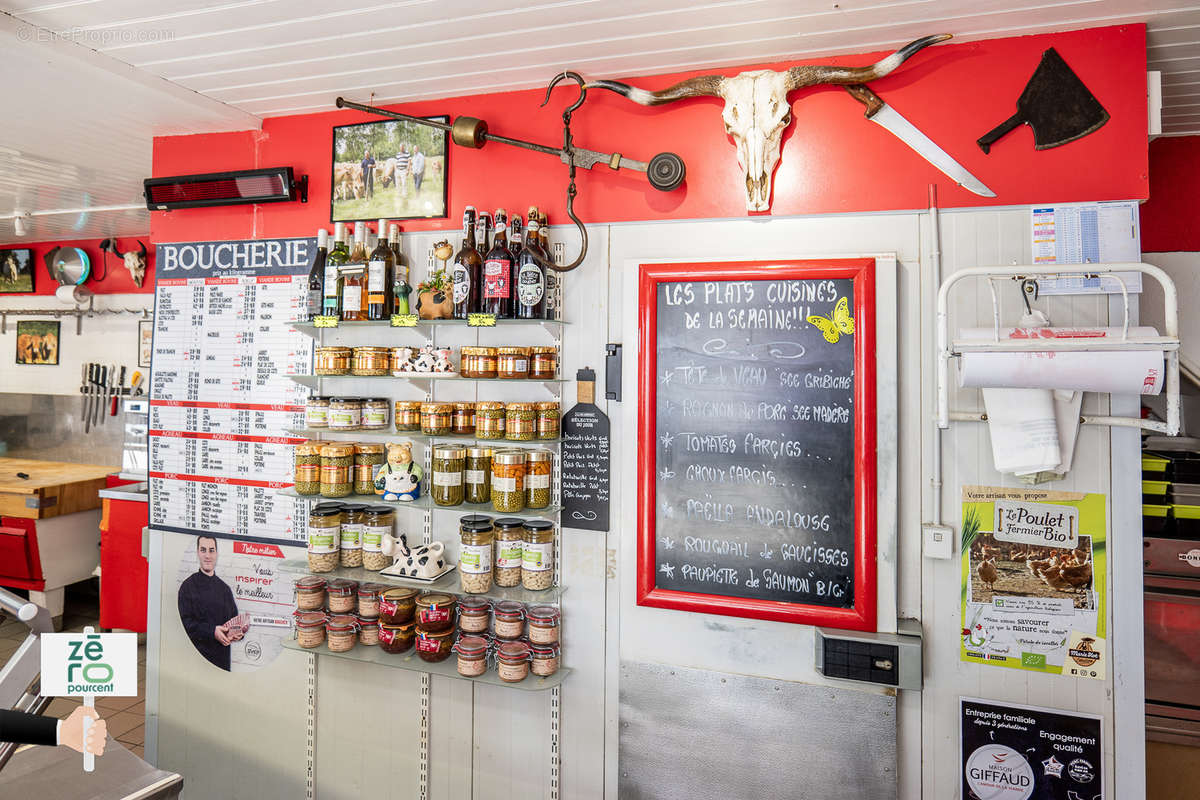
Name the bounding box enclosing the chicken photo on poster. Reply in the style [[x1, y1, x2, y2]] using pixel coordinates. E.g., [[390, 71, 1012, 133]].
[[176, 536, 296, 672], [959, 487, 1106, 673]]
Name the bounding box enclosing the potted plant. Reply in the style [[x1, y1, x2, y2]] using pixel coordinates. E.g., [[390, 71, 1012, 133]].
[[416, 252, 454, 319]]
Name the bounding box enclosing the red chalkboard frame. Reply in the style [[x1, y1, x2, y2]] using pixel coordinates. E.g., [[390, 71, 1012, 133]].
[[637, 258, 877, 631]]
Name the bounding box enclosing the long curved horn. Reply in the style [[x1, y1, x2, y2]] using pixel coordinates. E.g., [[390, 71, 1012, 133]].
[[585, 74, 724, 106], [137, 240, 147, 257], [786, 34, 951, 90]]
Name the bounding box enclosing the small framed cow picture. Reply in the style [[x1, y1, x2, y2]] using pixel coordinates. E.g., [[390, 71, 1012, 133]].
[[16, 320, 60, 365], [0, 248, 34, 293], [330, 116, 449, 223]]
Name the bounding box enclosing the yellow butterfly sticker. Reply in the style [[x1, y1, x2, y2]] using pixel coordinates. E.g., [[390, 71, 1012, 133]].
[[807, 296, 855, 344]]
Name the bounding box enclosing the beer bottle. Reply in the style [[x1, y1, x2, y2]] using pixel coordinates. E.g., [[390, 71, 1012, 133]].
[[515, 215, 546, 319], [322, 223, 347, 318], [367, 218, 394, 319], [482, 209, 513, 317], [307, 228, 328, 321], [451, 206, 482, 319], [509, 214, 524, 264]]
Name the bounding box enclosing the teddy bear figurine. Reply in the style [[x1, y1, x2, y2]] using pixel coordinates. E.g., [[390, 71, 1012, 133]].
[[374, 441, 423, 501]]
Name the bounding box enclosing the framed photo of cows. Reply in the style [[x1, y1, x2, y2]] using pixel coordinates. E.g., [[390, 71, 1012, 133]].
[[0, 248, 34, 293], [331, 116, 449, 223], [16, 320, 59, 365]]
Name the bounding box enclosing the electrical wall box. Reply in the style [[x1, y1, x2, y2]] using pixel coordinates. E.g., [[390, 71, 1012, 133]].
[[815, 620, 923, 690]]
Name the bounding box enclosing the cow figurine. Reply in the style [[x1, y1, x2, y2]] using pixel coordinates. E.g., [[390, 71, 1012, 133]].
[[100, 238, 148, 287]]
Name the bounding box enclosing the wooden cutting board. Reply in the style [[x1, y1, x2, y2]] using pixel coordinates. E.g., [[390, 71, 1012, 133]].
[[0, 458, 118, 520]]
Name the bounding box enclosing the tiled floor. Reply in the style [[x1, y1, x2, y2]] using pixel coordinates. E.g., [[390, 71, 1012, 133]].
[[0, 580, 147, 759]]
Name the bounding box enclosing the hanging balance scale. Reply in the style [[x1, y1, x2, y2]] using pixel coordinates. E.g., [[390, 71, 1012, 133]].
[[336, 72, 686, 272]]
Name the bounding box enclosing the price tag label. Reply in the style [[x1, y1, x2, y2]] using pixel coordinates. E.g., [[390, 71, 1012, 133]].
[[391, 314, 419, 327], [313, 316, 339, 328], [468, 313, 497, 328]]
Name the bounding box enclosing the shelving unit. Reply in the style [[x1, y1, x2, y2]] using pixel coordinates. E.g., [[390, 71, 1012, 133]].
[[281, 638, 570, 691], [287, 427, 560, 447], [278, 486, 560, 520], [288, 373, 567, 391], [292, 318, 567, 339]]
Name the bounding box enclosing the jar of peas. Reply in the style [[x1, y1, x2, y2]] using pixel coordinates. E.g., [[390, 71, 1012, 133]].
[[491, 450, 527, 513], [465, 447, 492, 504]]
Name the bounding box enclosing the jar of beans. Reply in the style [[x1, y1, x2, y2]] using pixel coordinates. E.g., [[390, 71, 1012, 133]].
[[454, 635, 490, 677], [294, 442, 322, 495], [339, 503, 365, 568], [328, 398, 362, 432], [522, 520, 555, 591], [314, 346, 351, 375], [458, 596, 491, 634], [294, 576, 326, 611], [361, 398, 389, 431], [327, 579, 358, 614], [452, 402, 476, 435], [379, 620, 415, 654], [460, 346, 498, 378], [357, 582, 384, 617], [325, 614, 359, 652], [432, 445, 466, 506], [356, 614, 380, 646], [394, 400, 422, 432], [492, 600, 525, 640], [526, 605, 561, 644], [493, 518, 525, 587], [505, 403, 537, 441], [295, 611, 327, 648], [496, 641, 531, 682], [320, 443, 354, 498], [525, 449, 553, 509], [307, 506, 341, 572], [354, 444, 385, 495], [305, 396, 330, 429], [361, 506, 394, 571], [475, 402, 506, 440], [492, 450, 527, 513], [465, 447, 492, 503], [536, 402, 560, 440], [421, 402, 453, 435], [530, 642, 560, 677], [496, 347, 530, 379], [459, 519, 494, 594], [529, 346, 558, 379]]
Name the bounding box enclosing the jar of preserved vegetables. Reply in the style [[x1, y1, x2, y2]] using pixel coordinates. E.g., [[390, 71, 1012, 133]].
[[460, 346, 498, 378], [475, 401, 506, 440], [421, 402, 453, 435], [339, 504, 367, 568], [305, 396, 330, 429], [459, 519, 494, 594], [525, 449, 553, 509], [328, 398, 362, 432], [394, 400, 422, 432], [493, 517, 524, 587], [491, 450, 527, 513], [319, 443, 354, 498], [294, 442, 322, 495], [314, 346, 351, 375], [353, 443, 384, 495], [522, 520, 555, 591], [505, 403, 537, 441], [451, 402, 476, 435], [465, 447, 492, 503], [351, 346, 391, 376], [536, 401, 560, 440], [496, 346, 529, 379], [362, 398, 389, 430], [529, 346, 558, 379], [361, 506, 394, 571], [431, 445, 466, 506]]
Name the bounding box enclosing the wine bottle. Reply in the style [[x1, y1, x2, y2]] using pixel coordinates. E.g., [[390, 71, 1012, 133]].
[[367, 217, 394, 319], [306, 228, 328, 320], [389, 223, 410, 315], [322, 222, 348, 318]]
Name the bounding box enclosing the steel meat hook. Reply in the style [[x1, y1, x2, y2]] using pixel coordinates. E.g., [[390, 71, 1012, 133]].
[[535, 71, 589, 273]]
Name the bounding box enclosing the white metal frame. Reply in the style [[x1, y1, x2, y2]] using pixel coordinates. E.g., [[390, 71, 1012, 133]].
[[936, 262, 1181, 435]]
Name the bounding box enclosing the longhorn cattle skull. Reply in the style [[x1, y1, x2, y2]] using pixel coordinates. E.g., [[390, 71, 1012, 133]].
[[100, 238, 148, 287], [588, 34, 951, 211]]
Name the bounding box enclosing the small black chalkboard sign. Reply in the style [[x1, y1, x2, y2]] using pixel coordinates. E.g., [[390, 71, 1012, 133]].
[[561, 368, 610, 531]]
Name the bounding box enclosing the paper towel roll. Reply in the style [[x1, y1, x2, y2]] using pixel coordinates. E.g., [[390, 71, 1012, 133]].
[[55, 284, 81, 304], [958, 326, 1165, 395]]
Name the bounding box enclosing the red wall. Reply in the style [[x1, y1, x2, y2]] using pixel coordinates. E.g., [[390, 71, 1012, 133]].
[[4, 236, 155, 295], [1140, 135, 1200, 252], [152, 24, 1147, 243]]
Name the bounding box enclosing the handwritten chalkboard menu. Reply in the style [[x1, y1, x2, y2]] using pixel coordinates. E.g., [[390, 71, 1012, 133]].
[[561, 371, 611, 531], [637, 260, 876, 630]]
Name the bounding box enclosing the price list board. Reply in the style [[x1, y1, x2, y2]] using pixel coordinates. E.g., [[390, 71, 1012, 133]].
[[636, 259, 878, 632], [149, 238, 315, 545]]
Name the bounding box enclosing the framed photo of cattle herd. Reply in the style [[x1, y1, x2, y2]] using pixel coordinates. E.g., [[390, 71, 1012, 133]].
[[331, 116, 449, 223], [0, 247, 34, 293], [16, 320, 59, 365]]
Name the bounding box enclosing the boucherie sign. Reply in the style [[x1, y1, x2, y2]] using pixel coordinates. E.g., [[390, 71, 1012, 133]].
[[156, 237, 314, 274]]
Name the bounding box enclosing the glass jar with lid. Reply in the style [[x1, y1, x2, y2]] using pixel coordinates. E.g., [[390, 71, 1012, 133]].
[[315, 346, 352, 375], [431, 444, 466, 506], [356, 614, 380, 646], [505, 403, 537, 441], [525, 449, 553, 509], [522, 520, 555, 591], [307, 506, 341, 572], [325, 614, 359, 652], [294, 576, 326, 611], [496, 346, 530, 379], [526, 605, 561, 644], [379, 587, 418, 625], [294, 441, 322, 496], [460, 346, 498, 379], [421, 402, 453, 435], [320, 443, 354, 497], [415, 592, 457, 633], [475, 401, 506, 440], [415, 627, 455, 663], [339, 504, 367, 567], [529, 346, 558, 379], [536, 401, 560, 440], [305, 396, 330, 429], [394, 400, 422, 432], [328, 398, 362, 432], [459, 519, 494, 594], [351, 346, 391, 376], [458, 596, 492, 634], [357, 582, 385, 617], [361, 506, 394, 571], [326, 578, 358, 614], [530, 642, 560, 677], [379, 620, 415, 653], [453, 635, 490, 677], [492, 600, 525, 640], [465, 447, 492, 503], [353, 444, 385, 495], [451, 402, 476, 436], [491, 450, 527, 513], [361, 398, 389, 430], [295, 611, 327, 648], [496, 641, 531, 682], [493, 517, 525, 587]]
